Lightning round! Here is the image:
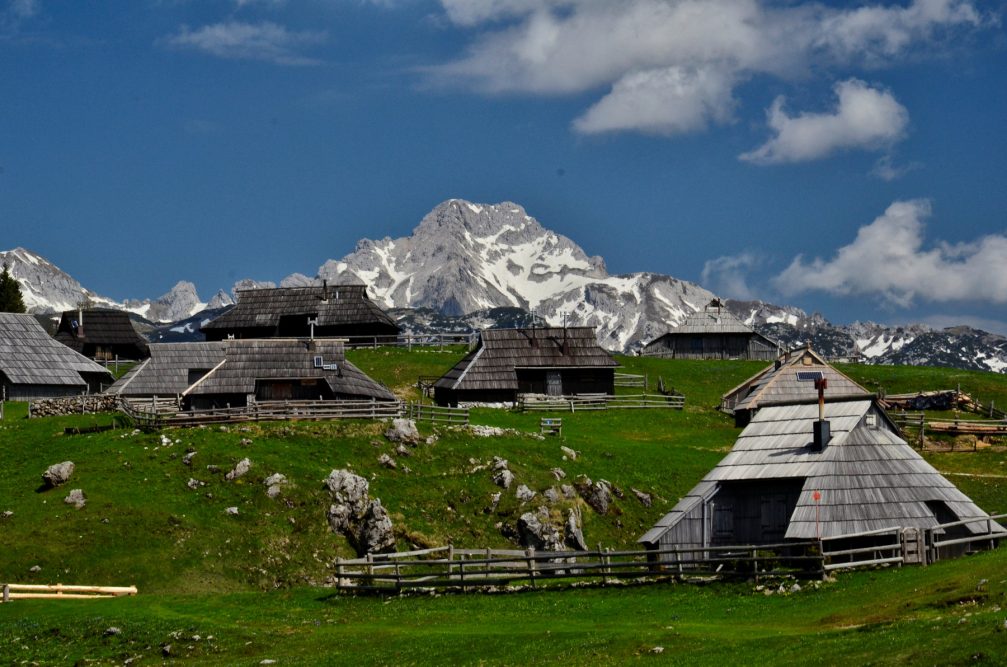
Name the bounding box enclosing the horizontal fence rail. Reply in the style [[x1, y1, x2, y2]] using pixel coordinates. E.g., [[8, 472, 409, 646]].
[[613, 373, 647, 389], [518, 393, 685, 413], [2, 583, 137, 602], [119, 397, 402, 429]]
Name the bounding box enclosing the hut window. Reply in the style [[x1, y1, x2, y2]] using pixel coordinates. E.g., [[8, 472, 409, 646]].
[[865, 413, 877, 429]]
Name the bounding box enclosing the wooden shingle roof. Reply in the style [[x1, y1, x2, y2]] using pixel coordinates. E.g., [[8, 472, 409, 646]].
[[54, 308, 149, 354], [106, 342, 227, 396], [641, 399, 1005, 543], [434, 327, 618, 392], [727, 347, 870, 412], [669, 301, 756, 335], [185, 338, 396, 401], [0, 312, 112, 387], [201, 284, 397, 333]]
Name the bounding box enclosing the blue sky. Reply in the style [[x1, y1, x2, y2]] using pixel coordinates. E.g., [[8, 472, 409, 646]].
[[1, 0, 1006, 333]]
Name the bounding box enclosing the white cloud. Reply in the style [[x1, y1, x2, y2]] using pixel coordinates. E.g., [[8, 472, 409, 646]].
[[8, 0, 38, 19], [428, 0, 986, 139], [701, 252, 764, 300], [772, 199, 1007, 306], [162, 21, 326, 66], [573, 65, 736, 136], [739, 79, 909, 164], [870, 154, 922, 181]]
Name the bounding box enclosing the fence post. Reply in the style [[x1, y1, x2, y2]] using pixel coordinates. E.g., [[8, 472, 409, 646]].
[[526, 547, 537, 587], [752, 548, 759, 584], [447, 545, 454, 579], [336, 557, 344, 588], [2, 583, 8, 603], [460, 554, 466, 593]]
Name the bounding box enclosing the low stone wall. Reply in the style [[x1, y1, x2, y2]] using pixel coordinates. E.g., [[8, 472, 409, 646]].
[[28, 395, 121, 418]]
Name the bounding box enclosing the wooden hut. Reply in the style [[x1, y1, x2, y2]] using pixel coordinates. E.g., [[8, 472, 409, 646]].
[[201, 282, 399, 342], [105, 342, 227, 399], [639, 397, 1004, 559], [182, 338, 396, 410], [54, 308, 150, 360], [0, 312, 113, 400], [720, 346, 870, 426], [433, 327, 618, 406], [641, 299, 778, 360]]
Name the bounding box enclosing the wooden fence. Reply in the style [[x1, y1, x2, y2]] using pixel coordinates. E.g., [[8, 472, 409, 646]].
[[404, 402, 470, 425], [333, 542, 823, 593], [614, 373, 647, 389], [890, 411, 1007, 447], [120, 397, 402, 429], [518, 393, 685, 413], [333, 514, 1005, 594], [342, 333, 478, 350], [2, 583, 137, 602]]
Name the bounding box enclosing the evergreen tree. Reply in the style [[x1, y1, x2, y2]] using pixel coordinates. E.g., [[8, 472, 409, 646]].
[[0, 262, 27, 313]]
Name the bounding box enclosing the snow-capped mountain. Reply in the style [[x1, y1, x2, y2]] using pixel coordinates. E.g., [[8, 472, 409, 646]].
[[0, 248, 206, 322], [313, 199, 716, 351]]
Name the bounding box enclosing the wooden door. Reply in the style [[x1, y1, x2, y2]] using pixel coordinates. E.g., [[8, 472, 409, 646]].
[[546, 371, 562, 396]]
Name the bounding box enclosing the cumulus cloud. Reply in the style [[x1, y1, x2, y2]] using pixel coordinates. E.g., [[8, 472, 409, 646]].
[[162, 21, 326, 66], [739, 79, 909, 164], [701, 252, 764, 301], [574, 65, 736, 136], [870, 154, 921, 181], [428, 0, 986, 139], [772, 199, 1007, 306]]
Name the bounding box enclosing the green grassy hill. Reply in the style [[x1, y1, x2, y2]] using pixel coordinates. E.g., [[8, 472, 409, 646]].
[[1, 351, 1006, 664]]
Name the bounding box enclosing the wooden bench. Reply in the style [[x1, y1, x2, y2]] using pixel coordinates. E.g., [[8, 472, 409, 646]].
[[540, 417, 562, 436]]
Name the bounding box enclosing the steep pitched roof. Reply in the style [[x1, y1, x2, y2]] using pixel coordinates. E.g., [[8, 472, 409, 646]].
[[726, 347, 870, 412], [106, 342, 227, 396], [641, 399, 1004, 543], [668, 300, 758, 335], [0, 312, 112, 387], [184, 338, 396, 401], [54, 308, 149, 354], [434, 327, 618, 392], [201, 284, 397, 333]]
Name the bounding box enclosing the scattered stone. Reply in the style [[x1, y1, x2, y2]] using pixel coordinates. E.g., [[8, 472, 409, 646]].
[[561, 484, 576, 499], [162, 644, 172, 657], [182, 451, 197, 466], [425, 435, 439, 445], [384, 418, 420, 445], [357, 500, 396, 554], [160, 435, 172, 447], [206, 464, 221, 474], [401, 465, 412, 474], [260, 661, 277, 665], [488, 492, 502, 512], [225, 507, 239, 516], [240, 438, 253, 446], [378, 453, 397, 470], [64, 488, 86, 509], [630, 487, 653, 508], [469, 425, 507, 437], [650, 647, 665, 655], [493, 469, 515, 489], [560, 446, 578, 461], [491, 456, 509, 471], [543, 487, 560, 503], [550, 467, 566, 481], [186, 478, 205, 490], [42, 461, 75, 488], [790, 583, 802, 593], [395, 444, 412, 458], [266, 485, 282, 499], [977, 578, 989, 591], [103, 627, 122, 637], [29, 565, 41, 573], [515, 485, 536, 503], [264, 473, 287, 487], [225, 458, 252, 481], [575, 476, 612, 514], [1, 510, 12, 519]]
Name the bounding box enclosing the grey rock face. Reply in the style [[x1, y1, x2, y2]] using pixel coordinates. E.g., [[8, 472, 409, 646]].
[[516, 511, 564, 551], [384, 419, 420, 445], [515, 485, 536, 503], [144, 281, 204, 323], [324, 470, 369, 515], [631, 487, 653, 507], [565, 507, 588, 551], [43, 461, 75, 488], [575, 476, 612, 515], [357, 500, 396, 554]]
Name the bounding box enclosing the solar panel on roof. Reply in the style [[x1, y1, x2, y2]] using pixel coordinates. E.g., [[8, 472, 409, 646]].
[[796, 371, 824, 382]]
